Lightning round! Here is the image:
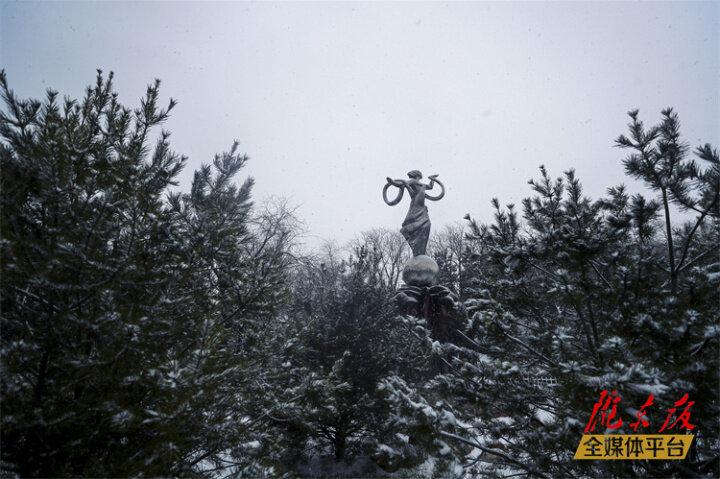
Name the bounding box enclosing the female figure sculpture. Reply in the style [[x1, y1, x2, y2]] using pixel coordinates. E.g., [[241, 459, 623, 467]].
[[383, 170, 445, 256]]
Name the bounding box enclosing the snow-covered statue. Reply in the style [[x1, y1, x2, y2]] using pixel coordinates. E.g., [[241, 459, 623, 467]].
[[383, 171, 445, 287], [383, 170, 457, 358], [382, 170, 445, 256]]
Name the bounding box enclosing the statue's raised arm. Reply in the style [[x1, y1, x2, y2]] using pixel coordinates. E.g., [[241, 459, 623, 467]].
[[383, 177, 406, 206], [425, 174, 445, 201]]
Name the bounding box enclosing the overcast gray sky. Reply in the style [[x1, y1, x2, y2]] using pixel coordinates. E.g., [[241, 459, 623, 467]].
[[2, 1, 718, 246]]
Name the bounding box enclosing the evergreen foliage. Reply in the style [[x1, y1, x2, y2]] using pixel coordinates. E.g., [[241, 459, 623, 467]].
[[252, 242, 427, 474], [1, 71, 293, 476]]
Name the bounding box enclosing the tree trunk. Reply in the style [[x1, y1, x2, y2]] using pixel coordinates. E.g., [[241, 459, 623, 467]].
[[661, 188, 676, 293], [333, 431, 346, 461]]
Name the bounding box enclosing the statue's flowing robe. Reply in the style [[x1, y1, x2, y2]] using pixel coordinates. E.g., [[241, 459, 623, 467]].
[[400, 185, 430, 256]]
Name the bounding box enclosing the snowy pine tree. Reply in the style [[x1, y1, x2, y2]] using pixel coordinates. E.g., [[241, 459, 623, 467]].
[[248, 240, 428, 474], [0, 71, 293, 476]]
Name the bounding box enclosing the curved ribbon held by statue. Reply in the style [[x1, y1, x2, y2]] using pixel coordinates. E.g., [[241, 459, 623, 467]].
[[383, 181, 405, 206], [425, 174, 445, 201]]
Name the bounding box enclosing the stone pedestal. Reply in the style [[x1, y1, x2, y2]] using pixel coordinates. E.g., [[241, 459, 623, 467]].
[[395, 255, 461, 353], [395, 282, 459, 373], [395, 284, 458, 342]]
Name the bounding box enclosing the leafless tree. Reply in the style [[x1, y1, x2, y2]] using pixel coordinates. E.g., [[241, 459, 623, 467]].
[[350, 227, 410, 289]]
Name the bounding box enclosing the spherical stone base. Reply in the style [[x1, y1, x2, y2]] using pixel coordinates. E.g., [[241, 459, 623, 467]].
[[402, 255, 439, 287]]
